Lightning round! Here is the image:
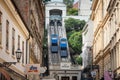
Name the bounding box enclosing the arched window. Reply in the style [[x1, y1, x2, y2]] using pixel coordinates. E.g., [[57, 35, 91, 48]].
[[0, 72, 7, 80], [0, 68, 11, 80]]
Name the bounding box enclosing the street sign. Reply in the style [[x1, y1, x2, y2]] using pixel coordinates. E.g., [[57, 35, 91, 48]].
[[60, 62, 71, 69]]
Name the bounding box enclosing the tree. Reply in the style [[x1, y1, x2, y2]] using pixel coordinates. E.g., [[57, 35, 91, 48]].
[[64, 18, 86, 32], [63, 0, 74, 10], [65, 18, 75, 32], [67, 8, 78, 15], [64, 18, 86, 64], [67, 30, 75, 39], [68, 31, 82, 54], [74, 55, 82, 65]]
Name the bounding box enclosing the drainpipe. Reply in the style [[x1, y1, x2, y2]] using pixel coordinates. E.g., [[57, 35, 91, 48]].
[[26, 0, 31, 64], [26, 34, 30, 64]]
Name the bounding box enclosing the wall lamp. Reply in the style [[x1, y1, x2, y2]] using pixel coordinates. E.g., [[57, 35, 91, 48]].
[[3, 48, 22, 67]]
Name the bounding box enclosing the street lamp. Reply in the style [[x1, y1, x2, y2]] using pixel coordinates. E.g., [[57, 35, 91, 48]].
[[15, 48, 22, 62], [3, 48, 22, 67]]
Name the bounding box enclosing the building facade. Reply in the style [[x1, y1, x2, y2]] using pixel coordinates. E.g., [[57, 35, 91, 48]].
[[81, 20, 94, 79], [78, 0, 92, 21], [0, 0, 45, 80], [82, 20, 93, 68], [0, 0, 29, 79], [45, 2, 66, 28], [91, 0, 120, 79]]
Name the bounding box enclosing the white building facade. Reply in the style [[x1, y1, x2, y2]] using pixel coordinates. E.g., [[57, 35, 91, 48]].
[[81, 20, 93, 68], [45, 2, 66, 28], [45, 2, 82, 80], [78, 0, 92, 21]]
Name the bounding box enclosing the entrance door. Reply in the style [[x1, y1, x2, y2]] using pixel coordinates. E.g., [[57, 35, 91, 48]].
[[61, 76, 69, 80], [72, 76, 77, 80]]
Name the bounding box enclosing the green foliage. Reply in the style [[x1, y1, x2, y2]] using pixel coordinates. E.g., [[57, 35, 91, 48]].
[[68, 31, 82, 54], [67, 8, 78, 15], [43, 29, 48, 49], [64, 18, 86, 55], [65, 18, 86, 32], [64, 18, 86, 64], [63, 0, 78, 16], [63, 0, 74, 10], [65, 18, 76, 32], [67, 30, 75, 39], [74, 55, 82, 65]]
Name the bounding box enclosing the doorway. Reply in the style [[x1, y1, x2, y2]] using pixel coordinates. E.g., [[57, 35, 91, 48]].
[[61, 76, 69, 80], [72, 76, 77, 80]]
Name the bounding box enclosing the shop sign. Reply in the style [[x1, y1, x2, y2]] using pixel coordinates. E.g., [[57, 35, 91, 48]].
[[60, 62, 71, 69], [25, 64, 40, 74]]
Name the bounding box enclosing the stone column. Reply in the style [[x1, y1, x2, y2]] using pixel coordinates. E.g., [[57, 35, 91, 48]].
[[59, 75, 61, 80], [70, 75, 72, 80]]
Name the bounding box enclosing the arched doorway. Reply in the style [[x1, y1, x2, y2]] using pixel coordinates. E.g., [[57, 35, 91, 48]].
[[49, 9, 62, 26], [61, 76, 69, 80], [0, 68, 11, 80]]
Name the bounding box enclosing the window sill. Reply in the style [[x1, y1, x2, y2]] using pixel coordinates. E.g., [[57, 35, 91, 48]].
[[6, 50, 10, 54], [11, 55, 16, 59]]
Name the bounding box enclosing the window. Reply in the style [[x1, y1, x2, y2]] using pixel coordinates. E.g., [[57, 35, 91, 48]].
[[6, 20, 9, 50], [18, 35, 20, 49], [22, 41, 24, 63], [0, 11, 2, 45], [29, 42, 31, 63], [12, 28, 15, 55], [72, 76, 77, 80]]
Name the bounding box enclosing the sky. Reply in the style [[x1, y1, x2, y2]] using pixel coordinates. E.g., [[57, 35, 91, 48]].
[[74, 0, 79, 3]]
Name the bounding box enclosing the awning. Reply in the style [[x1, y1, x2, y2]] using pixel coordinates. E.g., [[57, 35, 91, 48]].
[[0, 63, 27, 80]]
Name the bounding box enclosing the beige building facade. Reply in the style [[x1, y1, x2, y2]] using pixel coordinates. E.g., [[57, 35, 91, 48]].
[[0, 0, 29, 79], [91, 0, 120, 79], [0, 0, 45, 80]]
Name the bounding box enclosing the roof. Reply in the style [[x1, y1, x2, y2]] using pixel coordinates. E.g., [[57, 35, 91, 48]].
[[46, 2, 66, 7]]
